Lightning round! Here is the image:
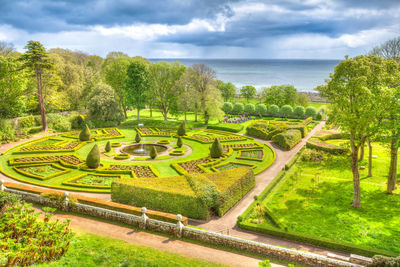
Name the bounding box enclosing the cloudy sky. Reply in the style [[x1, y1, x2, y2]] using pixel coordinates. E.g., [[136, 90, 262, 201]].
[[0, 0, 399, 59]]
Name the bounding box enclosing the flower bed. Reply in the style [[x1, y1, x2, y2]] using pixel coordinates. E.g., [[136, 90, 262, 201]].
[[62, 173, 122, 188], [14, 137, 86, 153], [172, 157, 216, 174], [103, 164, 159, 178], [236, 149, 265, 161], [9, 155, 84, 167], [13, 163, 70, 180], [211, 161, 256, 172], [136, 127, 174, 137], [222, 143, 262, 154]]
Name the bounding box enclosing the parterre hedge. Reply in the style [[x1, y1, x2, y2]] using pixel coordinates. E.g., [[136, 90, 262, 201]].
[[272, 129, 302, 150], [306, 137, 348, 155], [207, 123, 244, 133]]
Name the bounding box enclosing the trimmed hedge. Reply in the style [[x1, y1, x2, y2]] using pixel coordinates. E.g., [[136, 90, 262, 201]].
[[114, 153, 130, 160], [207, 123, 244, 133], [306, 138, 348, 155], [272, 129, 302, 150]]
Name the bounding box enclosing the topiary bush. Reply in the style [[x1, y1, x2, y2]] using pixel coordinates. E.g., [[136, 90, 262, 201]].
[[268, 104, 279, 115], [255, 104, 267, 117], [305, 106, 317, 118], [272, 129, 302, 150], [135, 132, 141, 143], [233, 103, 244, 114], [210, 138, 223, 158], [316, 113, 322, 120], [280, 105, 293, 117], [150, 146, 157, 159], [293, 106, 305, 117], [79, 124, 91, 141], [177, 121, 186, 136], [105, 141, 111, 152], [244, 103, 255, 114], [86, 144, 100, 168], [177, 136, 183, 148], [69, 114, 85, 129], [222, 102, 233, 114]]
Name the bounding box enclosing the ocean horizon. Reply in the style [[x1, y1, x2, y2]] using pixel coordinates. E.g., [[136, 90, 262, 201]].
[[150, 58, 340, 92]]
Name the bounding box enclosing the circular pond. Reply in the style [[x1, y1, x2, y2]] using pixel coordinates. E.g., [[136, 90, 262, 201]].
[[122, 144, 168, 156]]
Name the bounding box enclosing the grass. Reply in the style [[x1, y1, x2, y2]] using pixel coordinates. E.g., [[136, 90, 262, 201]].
[[243, 140, 400, 254], [38, 231, 227, 267]]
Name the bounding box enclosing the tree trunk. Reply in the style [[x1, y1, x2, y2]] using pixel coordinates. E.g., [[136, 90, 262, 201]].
[[367, 138, 372, 177], [195, 110, 198, 122], [350, 138, 361, 208], [387, 135, 399, 194], [149, 104, 153, 118], [359, 138, 365, 161], [204, 111, 209, 125], [137, 108, 140, 121], [162, 108, 168, 121], [184, 111, 187, 122], [36, 72, 47, 131]]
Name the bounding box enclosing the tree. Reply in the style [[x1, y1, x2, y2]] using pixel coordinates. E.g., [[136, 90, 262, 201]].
[[0, 56, 27, 118], [135, 132, 141, 143], [255, 104, 267, 117], [244, 103, 255, 114], [298, 93, 309, 107], [79, 124, 91, 141], [177, 136, 183, 148], [268, 104, 279, 115], [216, 80, 236, 101], [178, 121, 186, 136], [210, 138, 223, 158], [126, 60, 149, 121], [318, 55, 399, 207], [280, 105, 293, 117], [263, 85, 298, 107], [233, 103, 244, 114], [148, 61, 186, 121], [305, 106, 317, 118], [0, 41, 16, 57], [150, 146, 157, 159], [240, 85, 256, 102], [293, 106, 305, 117], [222, 102, 233, 114], [87, 83, 122, 124], [105, 141, 112, 152], [20, 41, 53, 131], [105, 56, 132, 119], [86, 144, 100, 168]]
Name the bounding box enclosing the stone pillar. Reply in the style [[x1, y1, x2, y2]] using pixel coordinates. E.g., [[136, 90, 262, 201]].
[[141, 207, 148, 229], [176, 214, 184, 238], [0, 179, 5, 191]]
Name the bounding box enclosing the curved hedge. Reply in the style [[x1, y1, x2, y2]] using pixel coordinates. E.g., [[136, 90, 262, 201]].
[[207, 123, 244, 133], [272, 129, 302, 150], [306, 138, 348, 155]]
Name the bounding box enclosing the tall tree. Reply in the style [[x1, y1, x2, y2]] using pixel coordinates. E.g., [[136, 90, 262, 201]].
[[20, 41, 53, 131], [216, 80, 236, 102], [318, 55, 399, 207], [125, 60, 149, 121], [105, 56, 132, 119], [240, 85, 256, 102], [149, 61, 186, 121], [263, 85, 298, 107]]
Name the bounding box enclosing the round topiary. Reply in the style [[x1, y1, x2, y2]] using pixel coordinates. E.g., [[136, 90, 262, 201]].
[[105, 141, 111, 152], [244, 103, 255, 114], [293, 106, 305, 117], [233, 103, 244, 114], [79, 124, 91, 141], [177, 136, 183, 148], [316, 113, 322, 120], [222, 102, 233, 113], [255, 104, 267, 116], [150, 146, 157, 159], [177, 122, 186, 136], [135, 132, 141, 143], [210, 138, 223, 158], [280, 105, 293, 117], [305, 106, 317, 118], [268, 104, 279, 115], [86, 144, 100, 168]]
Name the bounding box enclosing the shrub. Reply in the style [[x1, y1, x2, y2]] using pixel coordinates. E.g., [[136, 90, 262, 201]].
[[114, 153, 130, 160], [177, 136, 183, 148], [69, 114, 85, 129], [280, 105, 293, 117], [86, 144, 100, 168], [272, 129, 302, 150], [255, 104, 267, 116], [222, 102, 233, 113], [88, 83, 123, 124], [246, 125, 270, 140], [305, 106, 317, 118], [177, 121, 186, 136], [244, 103, 255, 114], [210, 138, 223, 158], [306, 138, 348, 154], [293, 106, 305, 117], [105, 141, 112, 152], [268, 104, 279, 115], [207, 123, 244, 133], [79, 124, 91, 141], [150, 146, 157, 159], [48, 114, 71, 132], [0, 191, 21, 209], [303, 117, 313, 125], [135, 132, 141, 143], [233, 103, 244, 114], [0, 119, 15, 143], [27, 126, 42, 134], [316, 113, 322, 120], [18, 115, 35, 128]]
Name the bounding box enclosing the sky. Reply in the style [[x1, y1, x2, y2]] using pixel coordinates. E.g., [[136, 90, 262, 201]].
[[0, 0, 399, 59]]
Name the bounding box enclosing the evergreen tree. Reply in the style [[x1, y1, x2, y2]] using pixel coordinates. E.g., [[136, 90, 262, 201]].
[[177, 121, 186, 136], [86, 144, 100, 168], [177, 136, 183, 148], [79, 124, 91, 141], [105, 141, 111, 152], [150, 146, 157, 159], [210, 138, 223, 158], [135, 132, 141, 143]]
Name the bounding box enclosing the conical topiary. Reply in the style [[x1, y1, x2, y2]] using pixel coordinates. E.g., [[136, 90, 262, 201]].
[[135, 132, 141, 143], [177, 136, 183, 148], [177, 121, 186, 136], [86, 144, 100, 168], [79, 124, 91, 141], [210, 138, 223, 158], [150, 146, 157, 159], [105, 141, 111, 152]]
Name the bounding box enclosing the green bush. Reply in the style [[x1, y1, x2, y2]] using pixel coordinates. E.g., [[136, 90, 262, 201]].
[[210, 138, 223, 158], [135, 132, 141, 143], [316, 113, 322, 120], [207, 123, 244, 133], [268, 105, 279, 115], [233, 103, 244, 114], [0, 191, 21, 208], [18, 115, 35, 128], [177, 121, 186, 136], [306, 138, 348, 154], [246, 125, 270, 140], [150, 146, 157, 159], [69, 114, 85, 129], [244, 103, 255, 114], [303, 117, 313, 125], [86, 144, 100, 168], [255, 104, 267, 116], [105, 141, 112, 152], [293, 106, 305, 117], [305, 106, 317, 118], [280, 105, 293, 117], [79, 124, 91, 141], [27, 126, 42, 134], [272, 129, 302, 150], [48, 114, 71, 132], [0, 119, 15, 143], [177, 136, 183, 148], [222, 102, 233, 113]]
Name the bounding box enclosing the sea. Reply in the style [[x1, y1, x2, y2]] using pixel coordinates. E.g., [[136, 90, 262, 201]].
[[150, 59, 340, 92]]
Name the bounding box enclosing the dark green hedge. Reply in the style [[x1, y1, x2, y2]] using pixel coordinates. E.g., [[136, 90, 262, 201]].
[[272, 129, 302, 150], [246, 125, 270, 140], [207, 123, 244, 133]]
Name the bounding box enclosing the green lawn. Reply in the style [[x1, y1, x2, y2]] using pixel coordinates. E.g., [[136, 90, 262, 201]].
[[242, 140, 400, 254], [38, 231, 226, 267]]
